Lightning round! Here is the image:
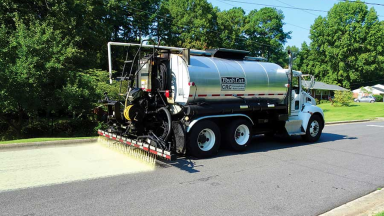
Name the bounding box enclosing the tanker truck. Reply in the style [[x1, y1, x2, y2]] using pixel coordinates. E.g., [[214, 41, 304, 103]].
[[98, 42, 324, 160]]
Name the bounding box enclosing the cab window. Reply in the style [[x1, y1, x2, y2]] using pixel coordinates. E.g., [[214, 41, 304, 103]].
[[292, 76, 300, 94]]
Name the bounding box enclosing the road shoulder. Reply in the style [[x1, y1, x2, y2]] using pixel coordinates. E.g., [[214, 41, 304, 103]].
[[0, 138, 97, 150], [320, 189, 384, 216]]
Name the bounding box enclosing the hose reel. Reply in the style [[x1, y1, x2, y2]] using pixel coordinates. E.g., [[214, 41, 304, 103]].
[[123, 105, 143, 121]]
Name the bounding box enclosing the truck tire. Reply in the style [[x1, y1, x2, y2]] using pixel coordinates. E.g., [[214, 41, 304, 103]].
[[225, 118, 252, 151], [187, 120, 221, 158], [302, 115, 323, 142]]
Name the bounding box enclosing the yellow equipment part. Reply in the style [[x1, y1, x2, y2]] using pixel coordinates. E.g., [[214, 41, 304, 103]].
[[124, 105, 133, 120]]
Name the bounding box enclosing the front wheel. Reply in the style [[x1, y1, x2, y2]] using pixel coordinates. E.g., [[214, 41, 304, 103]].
[[302, 115, 323, 142], [224, 118, 252, 151], [370, 100, 374, 103], [187, 120, 221, 158]]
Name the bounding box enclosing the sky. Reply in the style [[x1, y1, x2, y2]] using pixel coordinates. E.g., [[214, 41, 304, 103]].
[[207, 0, 384, 48]]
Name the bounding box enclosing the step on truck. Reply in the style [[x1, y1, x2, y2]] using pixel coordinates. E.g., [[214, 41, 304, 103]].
[[98, 42, 324, 160]]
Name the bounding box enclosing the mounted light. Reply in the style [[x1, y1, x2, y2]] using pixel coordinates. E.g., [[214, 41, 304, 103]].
[[165, 90, 170, 98], [285, 84, 290, 88], [188, 82, 195, 86]]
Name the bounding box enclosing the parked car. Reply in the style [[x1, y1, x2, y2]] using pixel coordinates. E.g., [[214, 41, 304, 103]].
[[354, 96, 376, 103]]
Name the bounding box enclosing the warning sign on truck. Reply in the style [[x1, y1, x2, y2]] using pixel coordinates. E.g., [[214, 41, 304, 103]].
[[221, 77, 246, 91]]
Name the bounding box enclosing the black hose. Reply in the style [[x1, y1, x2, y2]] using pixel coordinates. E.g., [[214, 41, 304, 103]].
[[157, 107, 172, 141]]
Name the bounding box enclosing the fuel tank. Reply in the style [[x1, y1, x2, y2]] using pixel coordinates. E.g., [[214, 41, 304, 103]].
[[169, 54, 288, 106]]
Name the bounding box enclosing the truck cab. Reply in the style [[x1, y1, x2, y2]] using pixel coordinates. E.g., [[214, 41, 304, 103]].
[[285, 70, 324, 141]]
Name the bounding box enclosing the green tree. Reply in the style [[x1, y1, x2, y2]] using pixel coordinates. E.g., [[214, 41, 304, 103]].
[[295, 42, 311, 72], [302, 1, 384, 89], [0, 20, 77, 137], [359, 86, 373, 96], [244, 8, 291, 66], [160, 0, 219, 49], [217, 7, 246, 50]]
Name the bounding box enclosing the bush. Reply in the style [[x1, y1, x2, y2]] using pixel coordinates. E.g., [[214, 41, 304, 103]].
[[373, 95, 383, 102], [0, 118, 99, 141], [53, 119, 98, 137], [333, 91, 353, 107], [320, 99, 330, 104], [22, 121, 51, 138]]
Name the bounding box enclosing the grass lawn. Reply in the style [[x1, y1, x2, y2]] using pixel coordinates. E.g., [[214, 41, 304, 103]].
[[0, 137, 96, 145], [318, 102, 384, 123], [375, 212, 384, 216]]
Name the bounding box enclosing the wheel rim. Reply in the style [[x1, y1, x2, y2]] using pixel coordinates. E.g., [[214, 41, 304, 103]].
[[197, 128, 216, 151], [309, 120, 320, 137], [234, 124, 250, 145]]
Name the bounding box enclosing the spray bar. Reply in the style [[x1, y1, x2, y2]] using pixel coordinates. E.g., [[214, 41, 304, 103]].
[[98, 130, 176, 161]]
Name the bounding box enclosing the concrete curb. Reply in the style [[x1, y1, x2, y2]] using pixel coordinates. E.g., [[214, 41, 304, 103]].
[[0, 138, 98, 150], [325, 119, 371, 125], [325, 117, 384, 125], [320, 189, 384, 216]]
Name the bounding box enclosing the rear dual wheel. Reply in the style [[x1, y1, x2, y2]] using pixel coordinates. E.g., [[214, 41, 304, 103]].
[[224, 119, 252, 151], [187, 118, 253, 158], [187, 120, 221, 158]]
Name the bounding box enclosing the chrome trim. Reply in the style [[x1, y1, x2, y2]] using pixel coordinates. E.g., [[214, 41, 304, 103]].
[[235, 60, 247, 80], [186, 114, 254, 133], [256, 62, 269, 86], [207, 57, 221, 77]]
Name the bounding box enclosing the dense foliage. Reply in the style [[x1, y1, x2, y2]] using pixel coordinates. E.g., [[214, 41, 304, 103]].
[[0, 0, 290, 140], [293, 1, 384, 89]]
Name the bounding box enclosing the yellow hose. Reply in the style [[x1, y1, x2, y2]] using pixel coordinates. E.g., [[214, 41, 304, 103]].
[[124, 105, 133, 120]]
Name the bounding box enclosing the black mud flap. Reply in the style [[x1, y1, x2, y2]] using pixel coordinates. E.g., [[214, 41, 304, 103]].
[[172, 121, 186, 155]]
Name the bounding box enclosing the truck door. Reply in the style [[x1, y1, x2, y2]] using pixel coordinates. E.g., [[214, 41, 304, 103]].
[[291, 76, 301, 115]]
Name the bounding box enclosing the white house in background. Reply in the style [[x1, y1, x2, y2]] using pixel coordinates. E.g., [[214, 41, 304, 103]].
[[352, 84, 384, 98]]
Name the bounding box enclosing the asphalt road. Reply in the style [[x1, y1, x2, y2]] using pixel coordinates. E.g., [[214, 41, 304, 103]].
[[1, 121, 384, 216]]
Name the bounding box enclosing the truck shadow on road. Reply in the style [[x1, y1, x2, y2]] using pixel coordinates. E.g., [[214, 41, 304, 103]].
[[164, 133, 357, 173], [247, 132, 358, 152]]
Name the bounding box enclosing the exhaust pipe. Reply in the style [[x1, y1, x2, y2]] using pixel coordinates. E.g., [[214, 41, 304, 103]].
[[287, 50, 293, 117]]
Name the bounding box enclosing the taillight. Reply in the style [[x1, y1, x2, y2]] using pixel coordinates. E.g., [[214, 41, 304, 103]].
[[188, 82, 195, 86], [165, 90, 170, 98]]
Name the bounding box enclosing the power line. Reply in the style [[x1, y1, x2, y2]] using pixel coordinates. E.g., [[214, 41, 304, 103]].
[[216, 0, 310, 30], [330, 0, 384, 18], [274, 0, 319, 16], [220, 0, 329, 13], [286, 22, 310, 30], [338, 0, 384, 7]]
